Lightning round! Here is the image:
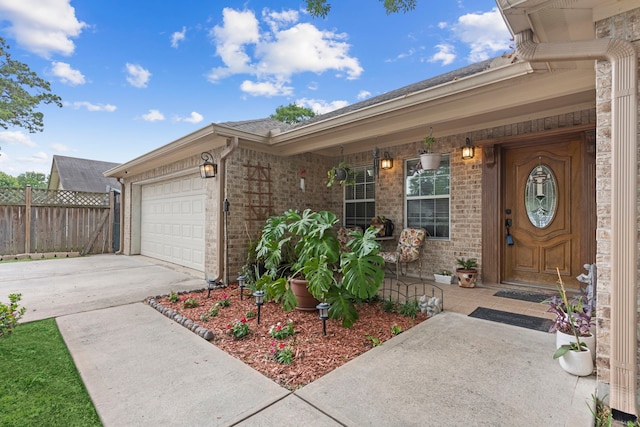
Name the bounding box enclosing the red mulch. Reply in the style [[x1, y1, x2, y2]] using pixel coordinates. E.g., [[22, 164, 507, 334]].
[[156, 284, 428, 389]]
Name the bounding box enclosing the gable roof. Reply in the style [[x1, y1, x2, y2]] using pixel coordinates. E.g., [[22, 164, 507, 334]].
[[49, 155, 121, 192]]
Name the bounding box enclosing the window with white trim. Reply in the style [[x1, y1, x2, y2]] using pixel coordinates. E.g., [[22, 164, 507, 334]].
[[405, 155, 450, 239], [344, 165, 375, 229]]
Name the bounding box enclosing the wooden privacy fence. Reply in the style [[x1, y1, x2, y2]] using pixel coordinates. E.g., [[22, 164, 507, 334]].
[[0, 186, 116, 256]]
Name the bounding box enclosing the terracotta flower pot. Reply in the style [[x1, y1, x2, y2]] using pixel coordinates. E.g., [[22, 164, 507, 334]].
[[289, 278, 320, 311], [456, 269, 477, 288]]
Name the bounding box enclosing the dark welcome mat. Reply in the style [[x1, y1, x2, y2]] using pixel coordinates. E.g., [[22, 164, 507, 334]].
[[468, 307, 553, 332], [493, 289, 553, 303]]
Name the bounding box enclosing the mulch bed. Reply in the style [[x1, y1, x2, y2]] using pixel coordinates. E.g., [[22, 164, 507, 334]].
[[155, 284, 428, 389]]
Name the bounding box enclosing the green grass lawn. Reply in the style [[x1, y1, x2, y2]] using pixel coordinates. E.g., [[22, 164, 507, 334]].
[[0, 319, 102, 426]]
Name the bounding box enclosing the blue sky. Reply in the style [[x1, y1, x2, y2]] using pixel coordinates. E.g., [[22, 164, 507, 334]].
[[0, 0, 511, 176]]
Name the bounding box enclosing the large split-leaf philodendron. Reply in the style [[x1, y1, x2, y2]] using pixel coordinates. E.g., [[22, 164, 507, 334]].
[[255, 209, 385, 327]]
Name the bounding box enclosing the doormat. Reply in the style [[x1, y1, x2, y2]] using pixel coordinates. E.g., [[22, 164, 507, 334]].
[[493, 289, 553, 303], [468, 307, 553, 332]]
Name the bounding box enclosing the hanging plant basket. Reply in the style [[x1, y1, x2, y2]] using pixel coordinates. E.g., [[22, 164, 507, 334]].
[[420, 153, 442, 171], [334, 167, 348, 181]]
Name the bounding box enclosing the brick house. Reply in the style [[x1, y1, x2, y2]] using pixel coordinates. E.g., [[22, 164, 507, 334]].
[[106, 1, 639, 418]]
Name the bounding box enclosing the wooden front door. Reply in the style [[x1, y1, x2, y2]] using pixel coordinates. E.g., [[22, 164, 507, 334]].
[[502, 138, 594, 288]]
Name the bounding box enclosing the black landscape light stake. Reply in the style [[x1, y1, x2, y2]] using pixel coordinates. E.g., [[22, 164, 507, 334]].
[[238, 276, 246, 300], [316, 302, 331, 336], [253, 290, 265, 324]]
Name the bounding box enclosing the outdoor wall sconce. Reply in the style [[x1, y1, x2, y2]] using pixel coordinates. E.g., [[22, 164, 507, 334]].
[[199, 152, 217, 178], [380, 152, 393, 170], [316, 302, 331, 336], [253, 290, 265, 324], [462, 138, 475, 160], [237, 276, 246, 300]]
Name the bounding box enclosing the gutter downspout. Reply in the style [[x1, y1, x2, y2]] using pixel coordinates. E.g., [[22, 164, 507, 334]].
[[212, 136, 238, 285], [516, 29, 638, 416]]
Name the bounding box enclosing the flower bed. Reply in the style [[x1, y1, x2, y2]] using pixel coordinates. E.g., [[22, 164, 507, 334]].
[[154, 285, 428, 389]]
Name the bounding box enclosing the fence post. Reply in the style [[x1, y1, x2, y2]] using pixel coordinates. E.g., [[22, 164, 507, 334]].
[[108, 190, 115, 253], [24, 185, 31, 254]]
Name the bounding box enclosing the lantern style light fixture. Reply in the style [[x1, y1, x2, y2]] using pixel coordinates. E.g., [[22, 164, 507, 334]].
[[316, 302, 331, 336], [380, 151, 394, 170], [199, 152, 217, 178], [253, 290, 265, 324], [461, 137, 475, 160], [237, 276, 246, 300]]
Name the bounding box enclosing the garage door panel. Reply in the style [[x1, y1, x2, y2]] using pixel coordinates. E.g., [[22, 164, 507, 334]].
[[141, 175, 205, 271]]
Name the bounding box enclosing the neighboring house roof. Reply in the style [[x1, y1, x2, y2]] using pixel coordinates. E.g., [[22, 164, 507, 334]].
[[48, 155, 121, 192], [219, 117, 294, 134]]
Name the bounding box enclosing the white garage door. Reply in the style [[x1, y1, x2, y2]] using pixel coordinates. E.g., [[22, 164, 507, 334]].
[[141, 175, 205, 271]]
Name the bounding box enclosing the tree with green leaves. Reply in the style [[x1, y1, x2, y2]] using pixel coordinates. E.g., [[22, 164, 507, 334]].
[[270, 103, 316, 124], [0, 37, 62, 133], [0, 171, 18, 187], [17, 171, 47, 188], [305, 0, 416, 18]]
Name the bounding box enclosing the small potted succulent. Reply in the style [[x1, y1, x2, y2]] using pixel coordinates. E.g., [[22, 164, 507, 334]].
[[455, 257, 478, 288], [419, 128, 442, 171]]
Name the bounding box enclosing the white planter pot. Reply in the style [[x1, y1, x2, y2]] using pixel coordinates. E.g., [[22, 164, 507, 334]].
[[556, 330, 595, 361], [419, 153, 442, 171], [558, 348, 593, 376], [434, 274, 454, 284]]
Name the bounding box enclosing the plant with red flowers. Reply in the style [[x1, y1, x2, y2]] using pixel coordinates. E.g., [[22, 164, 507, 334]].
[[181, 295, 199, 309], [226, 317, 250, 339], [268, 320, 295, 339], [217, 294, 230, 307], [270, 341, 294, 364]]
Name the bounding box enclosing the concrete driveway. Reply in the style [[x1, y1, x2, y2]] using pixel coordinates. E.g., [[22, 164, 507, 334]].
[[0, 254, 204, 322]]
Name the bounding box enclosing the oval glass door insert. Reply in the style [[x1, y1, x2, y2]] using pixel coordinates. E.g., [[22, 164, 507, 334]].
[[525, 164, 557, 228]]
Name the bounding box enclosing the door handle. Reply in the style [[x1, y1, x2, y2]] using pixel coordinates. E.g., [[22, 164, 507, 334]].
[[505, 218, 514, 246]]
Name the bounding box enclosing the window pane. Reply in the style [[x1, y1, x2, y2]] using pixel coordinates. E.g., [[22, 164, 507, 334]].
[[344, 165, 375, 228]]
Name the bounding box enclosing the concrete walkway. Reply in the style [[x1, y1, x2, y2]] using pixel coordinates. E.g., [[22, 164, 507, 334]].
[[0, 255, 595, 426]]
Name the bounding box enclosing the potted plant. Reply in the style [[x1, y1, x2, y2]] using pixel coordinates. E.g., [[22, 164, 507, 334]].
[[327, 161, 358, 187], [419, 130, 442, 171], [455, 257, 478, 288], [433, 269, 454, 284], [370, 215, 387, 237], [255, 209, 385, 327], [551, 269, 594, 376], [544, 269, 595, 360]]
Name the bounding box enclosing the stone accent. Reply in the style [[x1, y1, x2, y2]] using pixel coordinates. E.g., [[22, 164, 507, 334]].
[[145, 296, 215, 341]]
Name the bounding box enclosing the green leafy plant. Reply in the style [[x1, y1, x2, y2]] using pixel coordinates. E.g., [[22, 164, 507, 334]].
[[381, 299, 396, 313], [391, 324, 403, 335], [420, 134, 436, 153], [226, 318, 251, 339], [245, 310, 256, 318], [366, 334, 381, 347], [181, 296, 199, 309], [270, 341, 294, 364], [456, 257, 478, 271], [269, 320, 296, 339], [552, 268, 590, 359], [168, 290, 179, 303], [255, 209, 385, 327], [208, 305, 219, 317], [327, 161, 358, 187], [199, 311, 210, 322], [438, 269, 452, 276], [216, 294, 230, 307], [0, 293, 26, 338], [398, 299, 419, 319]]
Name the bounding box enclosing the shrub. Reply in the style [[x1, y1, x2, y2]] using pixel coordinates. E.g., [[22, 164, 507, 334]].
[[398, 300, 419, 319], [270, 341, 294, 364], [268, 320, 295, 339], [0, 293, 26, 338]]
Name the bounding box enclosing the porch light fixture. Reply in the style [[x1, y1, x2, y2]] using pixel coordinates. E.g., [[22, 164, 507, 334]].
[[253, 290, 265, 324], [461, 138, 475, 160], [199, 152, 217, 178], [380, 152, 393, 170], [237, 276, 246, 300], [316, 302, 331, 336]]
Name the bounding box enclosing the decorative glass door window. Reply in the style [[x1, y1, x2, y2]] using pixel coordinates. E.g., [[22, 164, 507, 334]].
[[524, 164, 557, 228]]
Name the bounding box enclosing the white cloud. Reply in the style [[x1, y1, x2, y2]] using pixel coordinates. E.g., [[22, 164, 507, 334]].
[[240, 80, 293, 97], [0, 0, 86, 58], [51, 143, 72, 152], [142, 109, 165, 122], [429, 44, 456, 65], [175, 112, 203, 124], [296, 98, 348, 115], [452, 8, 511, 62], [356, 90, 371, 100], [208, 8, 362, 96], [171, 26, 186, 48], [0, 131, 37, 148], [69, 101, 117, 112], [125, 63, 151, 88], [50, 61, 86, 85]]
